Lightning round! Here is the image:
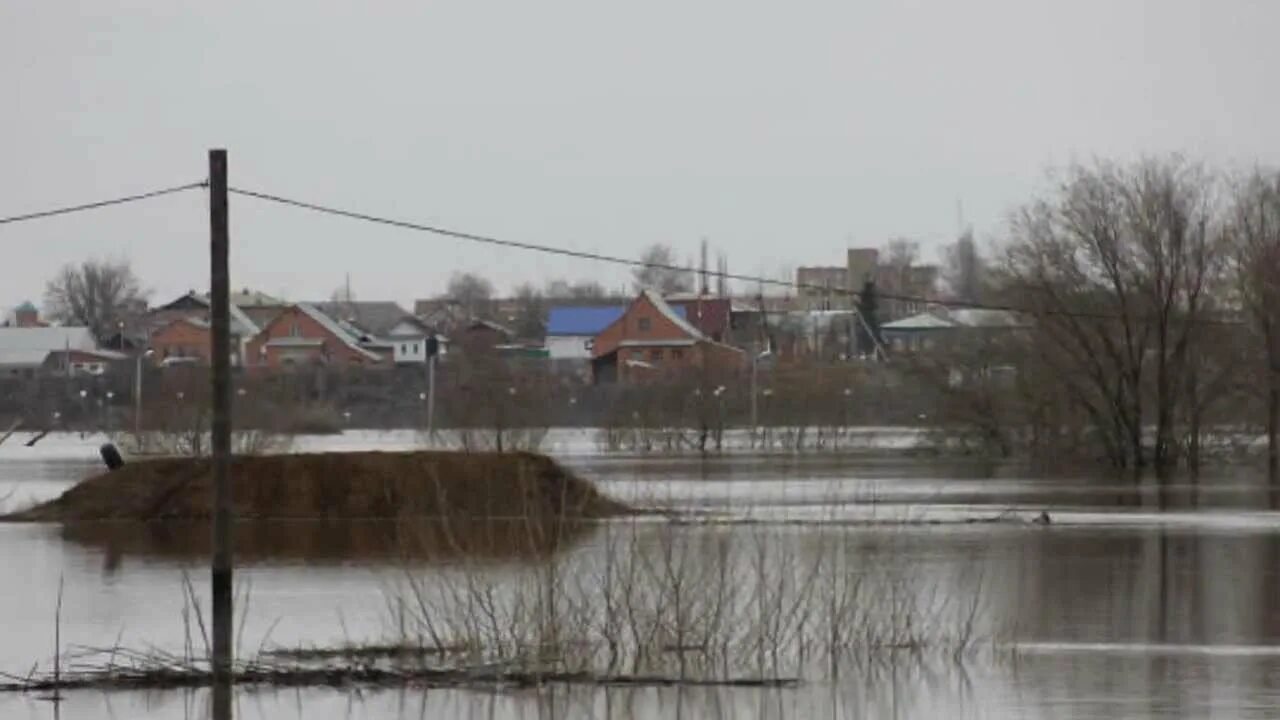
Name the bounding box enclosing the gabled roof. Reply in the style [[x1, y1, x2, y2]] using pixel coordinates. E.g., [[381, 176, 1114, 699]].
[[947, 308, 1027, 328], [640, 289, 709, 341], [241, 306, 285, 330], [160, 316, 211, 331], [294, 304, 383, 361], [881, 313, 957, 331], [882, 308, 1027, 331], [0, 326, 97, 352], [231, 290, 284, 307], [156, 292, 208, 312], [0, 350, 56, 367], [152, 292, 259, 337], [546, 306, 626, 336], [50, 348, 129, 361], [229, 305, 260, 337], [466, 318, 514, 337], [664, 296, 731, 337], [311, 301, 419, 337]]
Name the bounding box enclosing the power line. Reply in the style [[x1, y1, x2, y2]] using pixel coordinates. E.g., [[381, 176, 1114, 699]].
[[226, 185, 1237, 326], [0, 181, 206, 226], [226, 187, 914, 305]]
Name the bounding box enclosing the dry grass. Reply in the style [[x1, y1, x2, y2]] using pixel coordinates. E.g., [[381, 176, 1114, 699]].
[[380, 519, 996, 683], [9, 451, 629, 522]]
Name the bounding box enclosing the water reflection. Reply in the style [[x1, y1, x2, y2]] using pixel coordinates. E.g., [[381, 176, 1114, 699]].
[[1009, 529, 1280, 648], [6, 445, 1280, 718], [58, 518, 603, 567]]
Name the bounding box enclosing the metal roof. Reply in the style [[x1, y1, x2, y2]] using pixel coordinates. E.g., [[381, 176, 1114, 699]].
[[545, 306, 626, 336], [0, 350, 55, 368], [882, 308, 1026, 331], [310, 301, 420, 337], [640, 290, 706, 340], [881, 313, 957, 331], [294, 304, 383, 361], [0, 326, 97, 352]]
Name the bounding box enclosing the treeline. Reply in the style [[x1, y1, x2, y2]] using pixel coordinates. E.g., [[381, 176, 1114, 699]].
[[908, 159, 1280, 479]]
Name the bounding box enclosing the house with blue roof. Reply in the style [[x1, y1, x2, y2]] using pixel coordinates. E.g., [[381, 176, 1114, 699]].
[[544, 306, 626, 359], [545, 304, 693, 360]]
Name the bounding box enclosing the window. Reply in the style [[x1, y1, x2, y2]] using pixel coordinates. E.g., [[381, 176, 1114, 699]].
[[289, 322, 301, 337], [650, 348, 663, 361], [412, 343, 419, 354], [637, 317, 651, 332], [401, 344, 408, 354], [672, 348, 684, 360]]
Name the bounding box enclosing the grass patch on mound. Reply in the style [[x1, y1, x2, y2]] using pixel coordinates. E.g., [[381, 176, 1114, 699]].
[[10, 451, 628, 522]]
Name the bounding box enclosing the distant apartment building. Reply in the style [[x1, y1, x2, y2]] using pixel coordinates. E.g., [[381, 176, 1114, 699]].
[[877, 263, 939, 319], [795, 267, 850, 310], [795, 248, 939, 322], [846, 248, 880, 287]]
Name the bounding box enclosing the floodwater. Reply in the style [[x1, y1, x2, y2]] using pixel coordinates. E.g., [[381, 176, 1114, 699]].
[[2, 430, 1280, 719]]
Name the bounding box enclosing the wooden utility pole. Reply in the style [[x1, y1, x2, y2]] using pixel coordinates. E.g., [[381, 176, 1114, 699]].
[[425, 334, 439, 442], [208, 149, 234, 689]]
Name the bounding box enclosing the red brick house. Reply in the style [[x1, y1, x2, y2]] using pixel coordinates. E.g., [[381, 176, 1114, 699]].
[[143, 292, 263, 366], [151, 317, 218, 365], [456, 319, 513, 357], [245, 304, 383, 370], [664, 294, 733, 343], [591, 290, 744, 384]]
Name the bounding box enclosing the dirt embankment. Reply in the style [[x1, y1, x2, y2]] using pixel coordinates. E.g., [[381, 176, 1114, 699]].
[[10, 451, 628, 522]]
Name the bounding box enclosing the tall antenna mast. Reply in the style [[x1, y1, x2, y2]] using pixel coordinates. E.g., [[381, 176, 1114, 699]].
[[699, 238, 710, 296]]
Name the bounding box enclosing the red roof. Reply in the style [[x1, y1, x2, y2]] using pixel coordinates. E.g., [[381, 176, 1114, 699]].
[[665, 296, 731, 340]]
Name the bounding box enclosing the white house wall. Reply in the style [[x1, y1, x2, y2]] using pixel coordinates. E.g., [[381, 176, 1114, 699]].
[[547, 335, 593, 360]]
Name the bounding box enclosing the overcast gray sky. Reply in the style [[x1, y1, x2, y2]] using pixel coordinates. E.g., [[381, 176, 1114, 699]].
[[4, 0, 1279, 311]]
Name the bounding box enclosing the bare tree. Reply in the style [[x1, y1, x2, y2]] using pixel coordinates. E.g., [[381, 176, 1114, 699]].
[[1227, 170, 1280, 484], [512, 283, 547, 340], [545, 279, 611, 301], [544, 279, 572, 300], [569, 281, 610, 300], [943, 231, 984, 303], [44, 258, 146, 343], [445, 272, 495, 320], [633, 244, 693, 294], [883, 238, 919, 272], [1003, 158, 1223, 477], [329, 281, 356, 304], [879, 238, 923, 318]]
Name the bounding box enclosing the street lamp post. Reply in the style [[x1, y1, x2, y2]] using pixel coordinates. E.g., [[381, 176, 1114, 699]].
[[750, 347, 772, 432], [134, 349, 154, 437]]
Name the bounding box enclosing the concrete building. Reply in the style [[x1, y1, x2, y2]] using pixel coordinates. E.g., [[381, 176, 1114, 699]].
[[796, 267, 849, 309]]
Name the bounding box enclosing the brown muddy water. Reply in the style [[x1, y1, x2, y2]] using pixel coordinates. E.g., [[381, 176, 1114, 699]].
[[3, 431, 1280, 719]]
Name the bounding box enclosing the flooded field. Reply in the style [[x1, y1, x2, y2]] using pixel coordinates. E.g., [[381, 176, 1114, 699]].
[[3, 430, 1280, 718]]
